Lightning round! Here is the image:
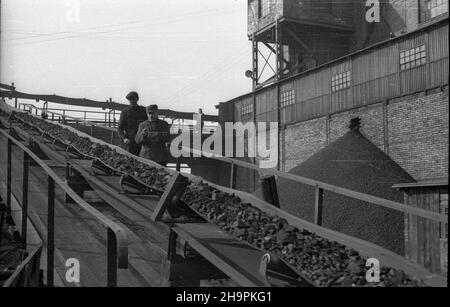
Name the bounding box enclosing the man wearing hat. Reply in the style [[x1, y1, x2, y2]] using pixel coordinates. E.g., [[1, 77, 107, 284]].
[[135, 104, 171, 166], [117, 91, 148, 155]]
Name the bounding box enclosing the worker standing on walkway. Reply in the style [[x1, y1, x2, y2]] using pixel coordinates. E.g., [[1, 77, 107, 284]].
[[117, 91, 148, 156], [135, 105, 171, 167]]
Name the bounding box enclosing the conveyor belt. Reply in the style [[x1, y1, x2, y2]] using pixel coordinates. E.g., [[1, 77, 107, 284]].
[[3, 114, 447, 287], [7, 119, 310, 286]]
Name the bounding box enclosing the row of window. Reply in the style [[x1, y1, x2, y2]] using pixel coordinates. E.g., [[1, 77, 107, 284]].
[[330, 45, 428, 92], [241, 44, 429, 110]]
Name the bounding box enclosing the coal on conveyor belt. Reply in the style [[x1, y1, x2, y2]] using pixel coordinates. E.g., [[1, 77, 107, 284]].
[[13, 112, 172, 191], [10, 112, 425, 287], [182, 181, 425, 287]]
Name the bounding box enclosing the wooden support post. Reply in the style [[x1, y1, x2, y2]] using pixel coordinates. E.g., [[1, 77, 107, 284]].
[[314, 187, 324, 226], [259, 175, 280, 208], [151, 173, 189, 222], [21, 152, 29, 250], [47, 176, 55, 287], [6, 138, 12, 216]]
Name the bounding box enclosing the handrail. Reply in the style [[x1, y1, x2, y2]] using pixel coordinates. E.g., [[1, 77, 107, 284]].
[[0, 129, 128, 287], [179, 146, 448, 224], [19, 103, 118, 132], [2, 244, 43, 287], [20, 103, 218, 133]]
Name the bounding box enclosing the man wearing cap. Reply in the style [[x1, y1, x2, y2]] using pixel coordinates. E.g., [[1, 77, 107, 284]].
[[117, 91, 148, 155], [135, 105, 171, 166]]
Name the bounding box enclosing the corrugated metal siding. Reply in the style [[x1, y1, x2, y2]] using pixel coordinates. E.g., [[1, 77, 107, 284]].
[[226, 23, 448, 126], [400, 65, 428, 94], [398, 32, 426, 51], [430, 58, 449, 87], [429, 25, 449, 62]]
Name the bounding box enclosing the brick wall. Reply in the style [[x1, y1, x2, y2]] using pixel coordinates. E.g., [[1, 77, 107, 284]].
[[329, 104, 385, 148], [283, 86, 449, 180], [388, 88, 449, 180], [283, 117, 327, 171]]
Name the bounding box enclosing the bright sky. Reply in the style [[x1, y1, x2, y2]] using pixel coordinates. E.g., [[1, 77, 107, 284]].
[[0, 0, 252, 115]]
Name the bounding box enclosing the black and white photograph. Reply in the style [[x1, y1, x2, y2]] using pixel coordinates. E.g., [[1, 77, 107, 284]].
[[0, 0, 448, 292]]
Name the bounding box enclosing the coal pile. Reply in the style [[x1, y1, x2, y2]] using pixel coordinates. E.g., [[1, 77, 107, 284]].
[[182, 181, 424, 287], [275, 130, 415, 255]]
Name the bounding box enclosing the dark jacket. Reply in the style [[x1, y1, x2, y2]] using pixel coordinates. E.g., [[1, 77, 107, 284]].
[[135, 119, 171, 164], [117, 105, 148, 155]]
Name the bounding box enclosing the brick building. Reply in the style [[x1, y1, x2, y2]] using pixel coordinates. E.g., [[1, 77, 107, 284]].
[[213, 0, 448, 272], [217, 0, 449, 184]]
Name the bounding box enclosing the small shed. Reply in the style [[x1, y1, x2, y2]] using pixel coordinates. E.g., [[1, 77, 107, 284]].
[[393, 179, 448, 276]]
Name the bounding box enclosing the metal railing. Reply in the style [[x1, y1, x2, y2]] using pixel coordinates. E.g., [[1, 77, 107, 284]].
[[16, 103, 219, 146], [2, 244, 43, 287], [18, 103, 119, 127], [1, 129, 128, 287], [180, 146, 448, 225]]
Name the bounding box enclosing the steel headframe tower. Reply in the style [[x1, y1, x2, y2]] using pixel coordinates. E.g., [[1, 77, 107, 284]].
[[248, 0, 354, 90]]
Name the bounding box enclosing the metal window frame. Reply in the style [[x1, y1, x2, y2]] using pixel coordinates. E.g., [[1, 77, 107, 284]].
[[280, 89, 295, 108], [331, 71, 351, 92], [400, 44, 427, 71]]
